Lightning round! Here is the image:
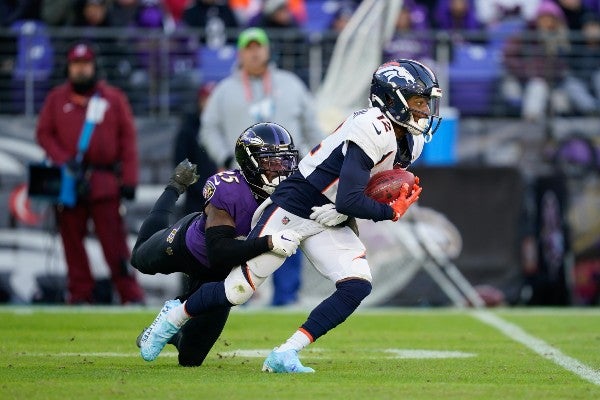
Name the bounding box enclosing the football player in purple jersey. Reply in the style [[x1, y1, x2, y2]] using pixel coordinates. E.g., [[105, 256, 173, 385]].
[[132, 122, 300, 366]]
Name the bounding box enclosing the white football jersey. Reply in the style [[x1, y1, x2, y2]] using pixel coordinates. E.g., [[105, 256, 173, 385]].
[[298, 107, 423, 203]]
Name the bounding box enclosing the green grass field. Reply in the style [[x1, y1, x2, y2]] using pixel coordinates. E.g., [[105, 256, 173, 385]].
[[1, 307, 600, 400]]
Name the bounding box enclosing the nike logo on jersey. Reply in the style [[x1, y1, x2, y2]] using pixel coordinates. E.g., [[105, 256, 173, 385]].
[[372, 123, 381, 135], [281, 236, 294, 242]]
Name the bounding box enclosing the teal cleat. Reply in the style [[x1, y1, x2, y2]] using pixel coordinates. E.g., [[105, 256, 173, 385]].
[[139, 299, 181, 361], [262, 348, 315, 373]]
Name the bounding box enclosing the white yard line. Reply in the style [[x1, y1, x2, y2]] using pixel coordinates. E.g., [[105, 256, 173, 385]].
[[472, 310, 600, 386], [22, 352, 178, 357]]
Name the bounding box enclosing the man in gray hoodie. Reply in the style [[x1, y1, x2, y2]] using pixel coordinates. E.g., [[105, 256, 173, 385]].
[[200, 27, 323, 305], [200, 27, 322, 170]]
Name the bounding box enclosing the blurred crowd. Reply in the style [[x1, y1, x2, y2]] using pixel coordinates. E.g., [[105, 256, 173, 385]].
[[1, 0, 597, 33], [1, 0, 600, 118]]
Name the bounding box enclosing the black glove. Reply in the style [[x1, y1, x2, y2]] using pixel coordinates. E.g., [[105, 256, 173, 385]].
[[120, 185, 136, 200]]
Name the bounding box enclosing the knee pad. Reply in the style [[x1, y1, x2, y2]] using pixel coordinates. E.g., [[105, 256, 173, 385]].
[[336, 279, 372, 306], [224, 265, 266, 305]]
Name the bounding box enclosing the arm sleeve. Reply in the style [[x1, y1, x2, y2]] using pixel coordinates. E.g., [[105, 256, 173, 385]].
[[335, 142, 395, 221], [205, 225, 271, 270]]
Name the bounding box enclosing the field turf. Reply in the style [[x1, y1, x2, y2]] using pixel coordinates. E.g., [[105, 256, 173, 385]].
[[1, 307, 600, 399]]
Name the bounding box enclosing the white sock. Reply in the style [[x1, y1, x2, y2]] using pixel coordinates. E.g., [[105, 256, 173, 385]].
[[275, 330, 311, 353], [166, 302, 191, 327]]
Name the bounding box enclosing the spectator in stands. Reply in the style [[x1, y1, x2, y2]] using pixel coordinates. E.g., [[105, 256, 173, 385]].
[[127, 1, 199, 113], [433, 0, 481, 33], [182, 0, 239, 48], [49, 0, 136, 95], [0, 0, 41, 27], [557, 0, 595, 30], [41, 0, 76, 26], [73, 0, 113, 27], [229, 0, 262, 25], [250, 0, 308, 80], [200, 27, 321, 170], [35, 42, 145, 304], [383, 2, 434, 65], [200, 27, 323, 306], [173, 82, 218, 215], [563, 12, 600, 115], [250, 0, 300, 27], [135, 0, 166, 29], [162, 0, 188, 26], [329, 2, 356, 34], [501, 1, 571, 121], [110, 0, 142, 28], [248, 0, 307, 25], [475, 0, 542, 27], [404, 0, 430, 30]]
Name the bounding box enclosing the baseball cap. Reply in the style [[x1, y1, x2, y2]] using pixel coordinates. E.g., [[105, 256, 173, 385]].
[[67, 43, 95, 62], [237, 27, 269, 49]]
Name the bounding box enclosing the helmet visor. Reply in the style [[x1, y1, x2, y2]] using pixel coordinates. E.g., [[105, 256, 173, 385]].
[[256, 152, 298, 181]]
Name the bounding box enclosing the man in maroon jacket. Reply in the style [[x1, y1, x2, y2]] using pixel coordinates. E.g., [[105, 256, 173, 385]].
[[36, 42, 145, 304]]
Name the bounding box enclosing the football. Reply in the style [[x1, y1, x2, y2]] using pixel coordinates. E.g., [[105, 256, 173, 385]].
[[364, 169, 416, 204]]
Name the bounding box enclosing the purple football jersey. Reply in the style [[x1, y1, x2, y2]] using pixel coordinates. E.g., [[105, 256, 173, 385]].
[[185, 170, 258, 266]]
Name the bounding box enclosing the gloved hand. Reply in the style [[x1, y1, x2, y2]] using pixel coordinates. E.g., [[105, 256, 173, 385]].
[[270, 229, 301, 257], [309, 203, 349, 227], [120, 185, 136, 200], [390, 177, 422, 221]]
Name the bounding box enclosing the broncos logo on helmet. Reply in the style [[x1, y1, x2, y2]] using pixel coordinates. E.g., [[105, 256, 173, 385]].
[[378, 65, 416, 86]]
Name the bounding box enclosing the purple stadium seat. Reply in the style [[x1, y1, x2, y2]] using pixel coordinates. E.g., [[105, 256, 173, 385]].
[[10, 20, 54, 114], [449, 43, 501, 116], [197, 45, 237, 83], [303, 0, 338, 34]]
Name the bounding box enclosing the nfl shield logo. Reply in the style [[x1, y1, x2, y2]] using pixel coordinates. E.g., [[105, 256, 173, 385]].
[[281, 216, 290, 225]]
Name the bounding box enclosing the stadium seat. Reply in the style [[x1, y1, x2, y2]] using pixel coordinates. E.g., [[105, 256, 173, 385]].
[[487, 18, 526, 52], [11, 20, 54, 81], [197, 45, 237, 83], [303, 0, 338, 34], [449, 43, 501, 116], [10, 20, 54, 114]]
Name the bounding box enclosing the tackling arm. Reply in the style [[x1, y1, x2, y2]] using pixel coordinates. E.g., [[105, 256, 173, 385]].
[[204, 203, 271, 270], [204, 204, 299, 269]]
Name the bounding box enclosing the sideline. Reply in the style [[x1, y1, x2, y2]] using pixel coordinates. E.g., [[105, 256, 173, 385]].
[[472, 310, 600, 386]]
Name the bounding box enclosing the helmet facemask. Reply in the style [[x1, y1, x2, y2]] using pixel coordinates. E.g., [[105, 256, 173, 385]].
[[247, 150, 299, 196], [394, 87, 442, 141]]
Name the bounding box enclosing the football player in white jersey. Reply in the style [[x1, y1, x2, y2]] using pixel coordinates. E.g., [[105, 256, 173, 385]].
[[140, 59, 443, 372]]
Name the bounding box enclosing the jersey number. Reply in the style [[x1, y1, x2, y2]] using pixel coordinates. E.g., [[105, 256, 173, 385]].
[[214, 171, 240, 184], [377, 115, 392, 133]]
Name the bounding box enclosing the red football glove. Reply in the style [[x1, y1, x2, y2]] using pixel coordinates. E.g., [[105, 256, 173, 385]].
[[389, 176, 422, 222]]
